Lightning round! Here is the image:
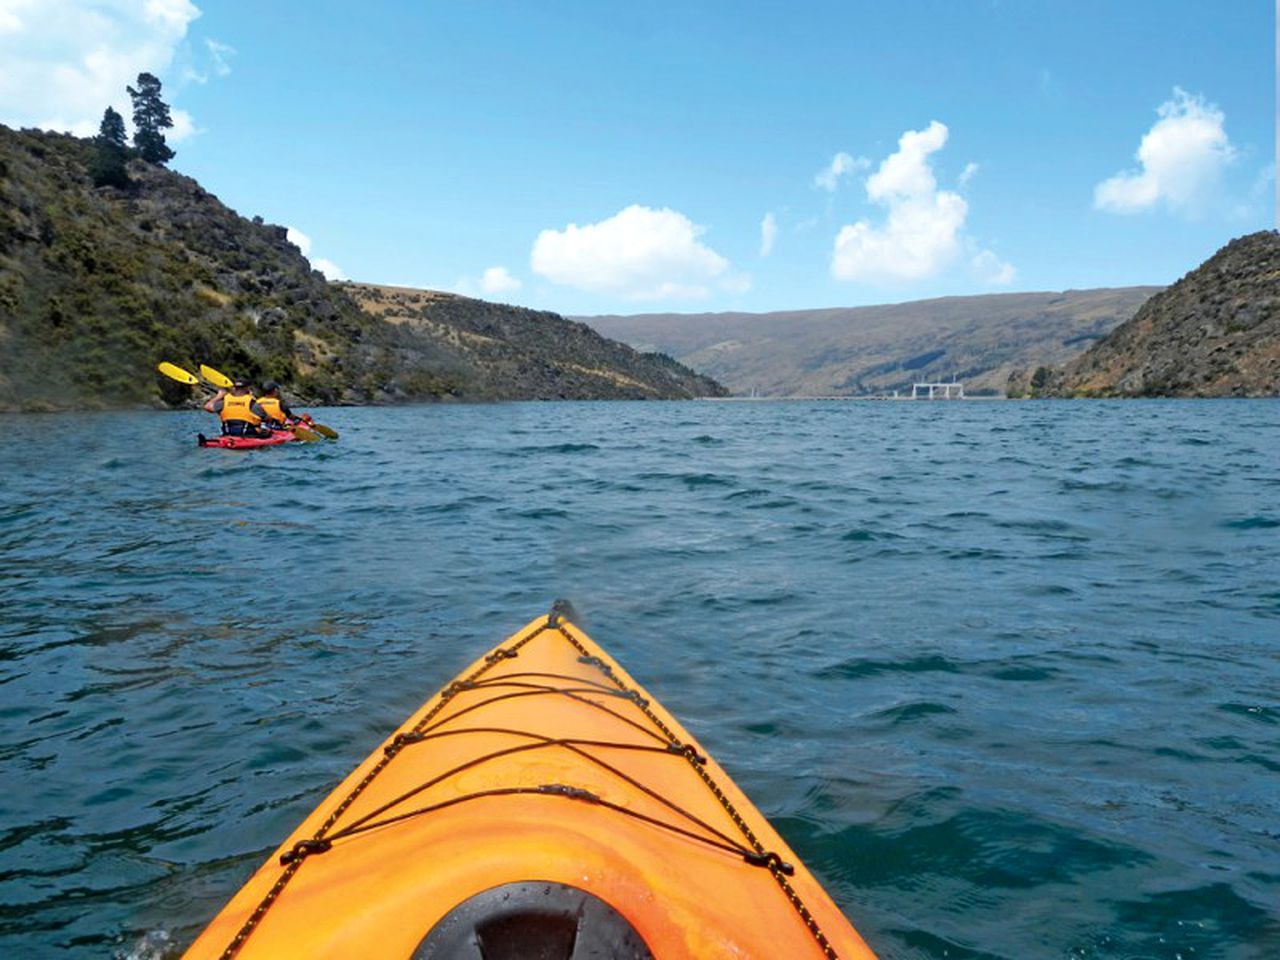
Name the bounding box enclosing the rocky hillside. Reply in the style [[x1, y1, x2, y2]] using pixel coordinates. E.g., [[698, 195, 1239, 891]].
[[1021, 231, 1280, 398], [0, 124, 721, 411], [345, 283, 725, 401], [581, 287, 1158, 398]]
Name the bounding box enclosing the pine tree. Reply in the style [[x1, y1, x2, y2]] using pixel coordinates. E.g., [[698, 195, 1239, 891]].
[[90, 106, 130, 187], [127, 72, 175, 165]]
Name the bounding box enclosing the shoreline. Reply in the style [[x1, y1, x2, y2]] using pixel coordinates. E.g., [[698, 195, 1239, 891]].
[[703, 394, 1007, 402], [6, 393, 1280, 415]]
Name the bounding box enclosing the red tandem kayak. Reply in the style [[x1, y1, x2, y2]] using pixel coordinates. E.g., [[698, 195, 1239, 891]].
[[197, 429, 299, 450]]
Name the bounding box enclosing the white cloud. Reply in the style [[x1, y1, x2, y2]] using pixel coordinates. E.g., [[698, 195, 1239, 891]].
[[286, 226, 312, 256], [813, 151, 868, 191], [0, 0, 208, 140], [481, 266, 522, 295], [531, 204, 742, 300], [971, 249, 1016, 286], [286, 226, 344, 280], [312, 259, 346, 281], [0, 5, 24, 34], [830, 121, 1013, 286], [832, 194, 967, 282], [184, 36, 235, 85], [864, 121, 949, 201], [958, 162, 979, 186], [831, 121, 968, 282], [168, 107, 198, 141], [205, 38, 233, 76], [759, 212, 777, 257], [1094, 88, 1236, 216], [144, 0, 200, 29], [449, 267, 523, 300]]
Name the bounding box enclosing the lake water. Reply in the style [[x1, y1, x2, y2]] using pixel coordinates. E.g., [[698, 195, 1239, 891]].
[[0, 400, 1277, 960]]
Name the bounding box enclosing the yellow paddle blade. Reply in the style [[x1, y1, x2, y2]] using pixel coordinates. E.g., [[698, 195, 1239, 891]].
[[199, 364, 234, 389], [292, 427, 322, 442], [157, 361, 200, 385], [311, 423, 339, 440]]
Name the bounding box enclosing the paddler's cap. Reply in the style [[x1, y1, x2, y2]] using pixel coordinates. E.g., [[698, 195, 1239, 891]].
[[233, 379, 250, 388], [262, 380, 279, 393]]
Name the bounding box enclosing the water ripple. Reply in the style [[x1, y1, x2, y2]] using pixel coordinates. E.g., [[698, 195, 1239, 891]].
[[0, 400, 1277, 958]]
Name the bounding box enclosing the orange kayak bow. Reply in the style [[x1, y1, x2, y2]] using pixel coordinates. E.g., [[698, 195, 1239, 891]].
[[183, 601, 878, 959]]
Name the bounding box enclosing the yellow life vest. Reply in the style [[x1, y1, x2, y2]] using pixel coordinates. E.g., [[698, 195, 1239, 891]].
[[258, 396, 286, 424], [220, 392, 261, 425], [254, 396, 288, 422]]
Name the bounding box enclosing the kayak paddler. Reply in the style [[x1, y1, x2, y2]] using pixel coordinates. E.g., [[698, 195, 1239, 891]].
[[257, 380, 314, 430], [204, 379, 273, 438]]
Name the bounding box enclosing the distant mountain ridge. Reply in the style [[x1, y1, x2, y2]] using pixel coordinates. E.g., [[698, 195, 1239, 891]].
[[579, 287, 1160, 398], [0, 124, 722, 411], [1023, 231, 1280, 398]]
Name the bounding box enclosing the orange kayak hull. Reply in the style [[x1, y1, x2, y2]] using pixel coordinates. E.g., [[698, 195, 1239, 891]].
[[182, 605, 878, 959]]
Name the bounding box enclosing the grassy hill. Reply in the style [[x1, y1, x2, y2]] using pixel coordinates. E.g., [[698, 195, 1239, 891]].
[[580, 287, 1160, 397], [0, 124, 722, 411], [344, 283, 725, 401], [1023, 231, 1280, 398]]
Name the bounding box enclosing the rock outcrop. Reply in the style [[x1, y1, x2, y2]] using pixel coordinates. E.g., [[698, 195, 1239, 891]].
[[1020, 232, 1280, 398]]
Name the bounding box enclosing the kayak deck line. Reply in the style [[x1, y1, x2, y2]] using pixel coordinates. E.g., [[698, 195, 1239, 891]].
[[217, 611, 565, 960], [278, 720, 794, 872], [204, 600, 868, 960]]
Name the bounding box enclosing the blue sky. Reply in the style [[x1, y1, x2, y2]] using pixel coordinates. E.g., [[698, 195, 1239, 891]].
[[1, 1, 1274, 315]]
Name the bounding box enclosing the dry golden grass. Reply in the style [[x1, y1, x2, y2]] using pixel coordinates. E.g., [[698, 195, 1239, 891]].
[[562, 363, 653, 391], [194, 284, 232, 307], [292, 329, 336, 376]]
